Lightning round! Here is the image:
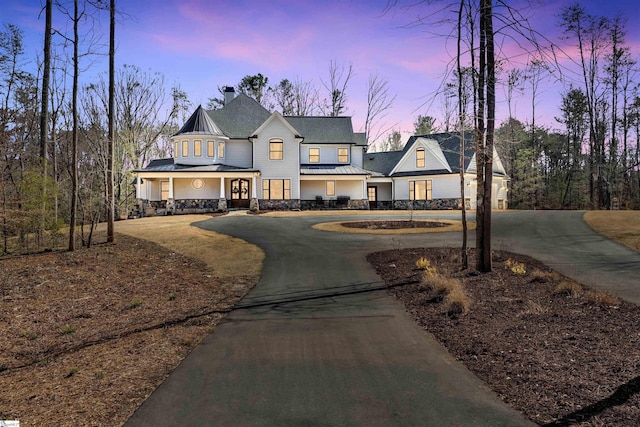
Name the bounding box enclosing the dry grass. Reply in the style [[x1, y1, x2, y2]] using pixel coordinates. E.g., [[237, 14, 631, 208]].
[[584, 210, 640, 253], [530, 269, 561, 283], [313, 219, 473, 234], [442, 285, 471, 316], [585, 289, 621, 307], [554, 281, 583, 297], [0, 215, 264, 426]]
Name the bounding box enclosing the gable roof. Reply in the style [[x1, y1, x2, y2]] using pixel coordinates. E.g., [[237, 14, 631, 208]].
[[252, 112, 303, 138], [284, 116, 356, 144], [363, 151, 404, 175], [405, 131, 476, 174], [208, 94, 271, 138], [175, 105, 224, 137]]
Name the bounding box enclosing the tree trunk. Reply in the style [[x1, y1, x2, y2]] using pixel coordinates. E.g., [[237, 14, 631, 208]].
[[68, 0, 79, 251], [481, 0, 494, 272], [107, 0, 115, 242], [457, 0, 468, 270]]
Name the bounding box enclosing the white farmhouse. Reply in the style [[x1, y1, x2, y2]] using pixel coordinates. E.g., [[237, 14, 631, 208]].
[[133, 88, 509, 215]]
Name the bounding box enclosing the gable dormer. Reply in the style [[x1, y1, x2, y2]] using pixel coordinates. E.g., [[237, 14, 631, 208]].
[[390, 137, 452, 175], [173, 105, 228, 166]]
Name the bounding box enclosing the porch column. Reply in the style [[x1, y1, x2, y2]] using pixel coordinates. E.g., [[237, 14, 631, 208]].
[[168, 177, 174, 199], [362, 179, 367, 199], [219, 177, 226, 198], [136, 176, 142, 199], [251, 175, 257, 198]]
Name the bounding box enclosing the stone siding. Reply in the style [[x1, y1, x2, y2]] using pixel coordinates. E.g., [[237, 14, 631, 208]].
[[259, 199, 302, 210], [393, 198, 461, 210]]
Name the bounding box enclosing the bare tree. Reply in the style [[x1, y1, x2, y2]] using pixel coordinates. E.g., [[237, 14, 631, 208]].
[[364, 73, 396, 147], [107, 0, 115, 242], [320, 60, 353, 116]]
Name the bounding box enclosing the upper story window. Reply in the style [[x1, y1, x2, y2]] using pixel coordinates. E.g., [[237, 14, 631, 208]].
[[174, 141, 179, 157], [182, 140, 189, 157], [309, 148, 320, 163], [207, 140, 215, 157], [409, 180, 432, 201], [338, 148, 349, 163], [218, 141, 225, 158], [194, 140, 202, 157], [269, 138, 283, 160], [416, 148, 425, 168]]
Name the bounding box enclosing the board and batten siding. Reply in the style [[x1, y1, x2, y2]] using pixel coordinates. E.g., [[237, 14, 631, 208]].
[[253, 119, 300, 199]]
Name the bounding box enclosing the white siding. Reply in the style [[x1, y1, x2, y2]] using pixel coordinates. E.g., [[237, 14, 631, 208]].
[[394, 175, 460, 199], [300, 144, 352, 164], [300, 180, 326, 199], [226, 139, 252, 168], [351, 146, 364, 168], [367, 182, 392, 201], [253, 119, 300, 198], [336, 180, 364, 199], [394, 138, 450, 174], [173, 137, 230, 166], [173, 178, 219, 199]]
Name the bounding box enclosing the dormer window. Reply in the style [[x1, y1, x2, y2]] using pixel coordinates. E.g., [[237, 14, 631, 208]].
[[218, 141, 225, 158], [194, 140, 202, 157], [309, 148, 320, 163], [338, 148, 349, 163], [416, 148, 425, 168], [269, 138, 283, 160], [182, 140, 189, 157]]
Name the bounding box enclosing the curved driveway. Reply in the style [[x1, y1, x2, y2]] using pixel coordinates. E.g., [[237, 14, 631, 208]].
[[125, 211, 639, 426]]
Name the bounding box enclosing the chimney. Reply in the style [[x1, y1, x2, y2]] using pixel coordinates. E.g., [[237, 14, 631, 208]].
[[224, 86, 235, 105]]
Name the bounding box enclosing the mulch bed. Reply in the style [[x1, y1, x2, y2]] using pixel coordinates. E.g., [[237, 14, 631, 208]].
[[342, 220, 448, 229], [367, 247, 640, 426]]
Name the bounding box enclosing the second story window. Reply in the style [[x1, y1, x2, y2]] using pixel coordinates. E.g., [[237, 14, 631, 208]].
[[207, 140, 215, 157], [416, 147, 425, 168], [218, 141, 225, 158], [309, 148, 320, 163], [194, 140, 202, 157], [269, 139, 283, 160], [174, 141, 179, 157], [182, 140, 189, 157], [338, 148, 349, 163]]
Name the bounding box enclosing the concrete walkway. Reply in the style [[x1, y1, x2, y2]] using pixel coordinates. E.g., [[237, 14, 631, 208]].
[[125, 211, 639, 426]]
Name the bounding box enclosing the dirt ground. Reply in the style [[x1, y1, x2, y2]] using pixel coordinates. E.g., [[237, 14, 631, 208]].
[[0, 215, 263, 426], [1, 211, 638, 426]]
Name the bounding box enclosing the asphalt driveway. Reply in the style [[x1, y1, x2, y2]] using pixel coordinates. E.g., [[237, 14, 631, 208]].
[[125, 211, 639, 426]]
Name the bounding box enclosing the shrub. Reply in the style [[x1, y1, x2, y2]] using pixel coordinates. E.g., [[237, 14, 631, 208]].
[[130, 299, 143, 309], [415, 257, 437, 276], [554, 281, 582, 297], [505, 258, 526, 275]]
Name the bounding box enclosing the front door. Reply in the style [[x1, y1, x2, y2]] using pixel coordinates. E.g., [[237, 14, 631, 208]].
[[230, 179, 250, 208], [367, 186, 378, 209]]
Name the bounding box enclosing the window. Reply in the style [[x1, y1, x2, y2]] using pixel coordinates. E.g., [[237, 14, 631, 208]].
[[409, 180, 432, 200], [218, 141, 225, 158], [338, 148, 349, 163], [309, 148, 320, 163], [262, 179, 291, 199], [269, 139, 283, 160], [326, 180, 335, 196], [161, 181, 170, 201], [416, 148, 425, 168], [368, 186, 377, 202], [182, 140, 189, 157], [207, 140, 215, 157], [194, 140, 202, 157], [174, 141, 179, 157]]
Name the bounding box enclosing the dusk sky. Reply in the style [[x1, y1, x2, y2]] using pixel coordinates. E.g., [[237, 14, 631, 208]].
[[4, 0, 640, 146]]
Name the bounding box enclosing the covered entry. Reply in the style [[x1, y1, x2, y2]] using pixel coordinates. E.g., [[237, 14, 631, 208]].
[[230, 178, 250, 208]]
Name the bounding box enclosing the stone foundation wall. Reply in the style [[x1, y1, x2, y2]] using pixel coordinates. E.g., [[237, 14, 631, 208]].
[[173, 199, 221, 214], [259, 199, 301, 210], [300, 199, 369, 210], [393, 198, 461, 210]]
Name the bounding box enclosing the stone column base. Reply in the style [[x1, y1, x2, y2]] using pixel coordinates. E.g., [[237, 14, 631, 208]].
[[249, 198, 259, 212], [218, 198, 228, 212]]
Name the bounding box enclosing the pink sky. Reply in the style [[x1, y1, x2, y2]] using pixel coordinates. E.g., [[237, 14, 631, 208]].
[[5, 0, 640, 146]]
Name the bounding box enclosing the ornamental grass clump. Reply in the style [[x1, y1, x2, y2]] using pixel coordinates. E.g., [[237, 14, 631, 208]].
[[506, 258, 527, 275], [415, 257, 437, 277], [442, 282, 470, 317], [553, 281, 582, 297]]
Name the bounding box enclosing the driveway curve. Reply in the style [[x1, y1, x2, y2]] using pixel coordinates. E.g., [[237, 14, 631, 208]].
[[125, 211, 639, 426]]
